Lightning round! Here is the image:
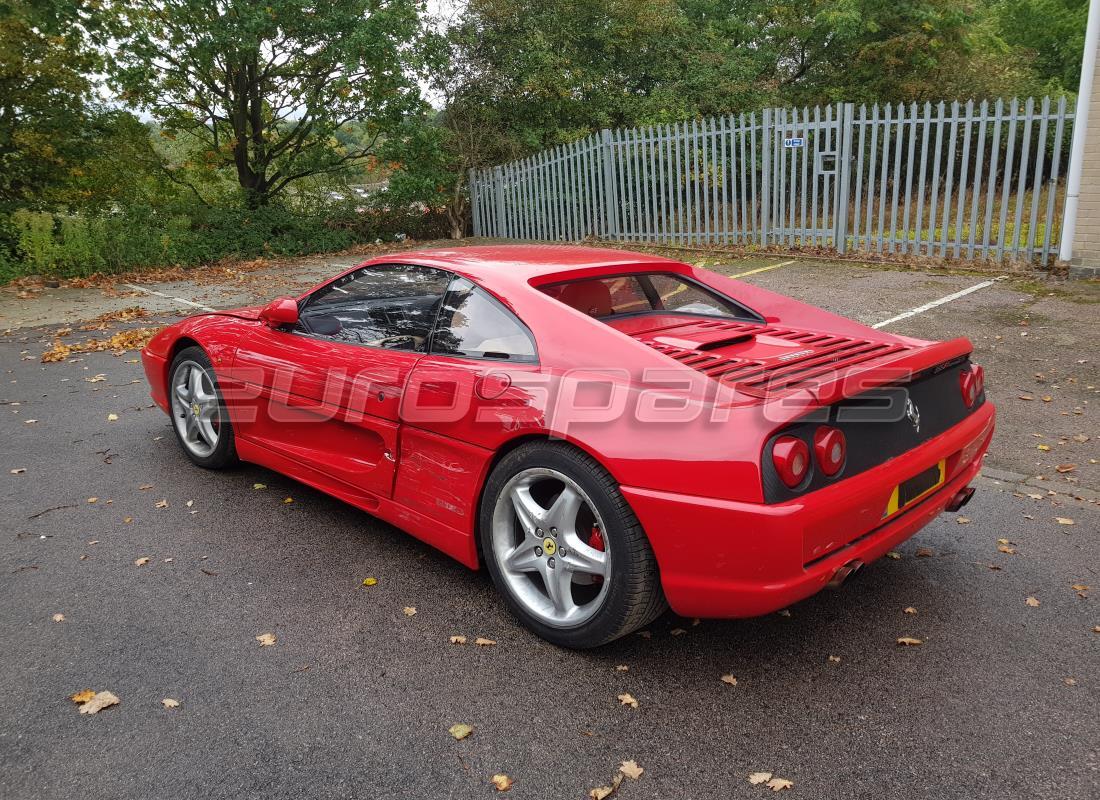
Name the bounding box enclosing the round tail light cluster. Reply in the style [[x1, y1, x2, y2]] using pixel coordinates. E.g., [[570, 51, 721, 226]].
[[813, 426, 847, 476], [772, 436, 810, 488], [772, 426, 847, 489], [960, 364, 985, 408]]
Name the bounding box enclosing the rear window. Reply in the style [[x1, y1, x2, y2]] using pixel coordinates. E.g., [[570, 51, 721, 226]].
[[541, 273, 761, 321]]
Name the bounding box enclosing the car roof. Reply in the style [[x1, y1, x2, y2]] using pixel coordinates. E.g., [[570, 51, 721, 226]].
[[371, 245, 685, 287]]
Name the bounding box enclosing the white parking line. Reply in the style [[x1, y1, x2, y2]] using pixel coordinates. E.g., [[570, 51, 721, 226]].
[[871, 277, 1004, 329], [122, 283, 216, 313], [730, 259, 798, 279]]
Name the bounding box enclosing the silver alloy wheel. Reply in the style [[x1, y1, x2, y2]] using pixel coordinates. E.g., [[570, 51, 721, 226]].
[[491, 467, 611, 628], [170, 359, 221, 458]]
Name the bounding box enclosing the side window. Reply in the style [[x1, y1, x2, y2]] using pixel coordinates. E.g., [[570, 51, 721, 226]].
[[431, 278, 537, 362], [297, 264, 451, 351]]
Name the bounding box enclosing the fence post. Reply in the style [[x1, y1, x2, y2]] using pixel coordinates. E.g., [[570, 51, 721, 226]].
[[835, 103, 855, 253], [600, 129, 619, 239], [468, 168, 480, 238], [760, 108, 771, 245], [492, 166, 505, 238]]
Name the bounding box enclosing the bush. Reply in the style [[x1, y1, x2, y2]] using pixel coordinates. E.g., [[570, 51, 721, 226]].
[[1, 200, 451, 280]]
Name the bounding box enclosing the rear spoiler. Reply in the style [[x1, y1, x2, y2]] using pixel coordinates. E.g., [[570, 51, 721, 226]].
[[750, 337, 974, 428]]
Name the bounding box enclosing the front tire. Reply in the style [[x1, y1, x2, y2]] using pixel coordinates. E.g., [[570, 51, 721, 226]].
[[479, 441, 666, 648], [168, 346, 238, 469]]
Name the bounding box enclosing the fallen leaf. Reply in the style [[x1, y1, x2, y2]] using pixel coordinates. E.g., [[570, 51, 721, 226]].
[[1041, 395, 1052, 402], [748, 772, 773, 785], [955, 516, 970, 525], [1064, 677, 1077, 686], [24, 419, 37, 424], [139, 484, 153, 490], [449, 722, 473, 740], [106, 413, 118, 422], [828, 655, 841, 663], [589, 774, 624, 800], [896, 637, 923, 646], [1092, 626, 1100, 634], [620, 760, 644, 780], [362, 577, 378, 586], [1018, 394, 1034, 401], [449, 635, 467, 644], [997, 544, 1017, 554], [1072, 584, 1089, 592], [255, 633, 276, 646], [615, 665, 629, 672], [52, 613, 64, 622], [85, 374, 107, 383], [70, 690, 95, 704], [123, 517, 132, 524], [617, 693, 638, 708], [154, 499, 168, 509], [252, 483, 266, 490], [161, 698, 180, 709], [766, 777, 794, 792], [885, 551, 901, 560], [283, 497, 294, 504], [1038, 444, 1051, 451], [490, 774, 513, 792], [10, 468, 26, 475], [1026, 596, 1040, 607], [1056, 463, 1077, 473], [636, 630, 652, 639], [1056, 517, 1075, 526], [475, 637, 496, 646], [670, 627, 686, 636], [185, 500, 194, 508], [87, 497, 98, 504], [78, 691, 119, 715], [403, 606, 417, 617], [904, 607, 917, 614], [915, 547, 934, 557], [720, 673, 738, 686], [133, 557, 149, 566]]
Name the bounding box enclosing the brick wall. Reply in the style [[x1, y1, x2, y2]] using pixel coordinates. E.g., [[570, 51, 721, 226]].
[[1072, 40, 1100, 267]]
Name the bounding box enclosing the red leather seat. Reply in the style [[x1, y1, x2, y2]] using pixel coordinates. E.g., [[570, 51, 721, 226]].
[[554, 281, 613, 317]]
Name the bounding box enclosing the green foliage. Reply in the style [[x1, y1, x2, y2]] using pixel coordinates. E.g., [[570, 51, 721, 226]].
[[107, 0, 430, 208], [992, 0, 1088, 92], [1, 202, 448, 280]]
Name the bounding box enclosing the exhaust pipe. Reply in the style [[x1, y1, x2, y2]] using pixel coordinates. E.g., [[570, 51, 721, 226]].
[[828, 559, 864, 588], [945, 486, 975, 513]]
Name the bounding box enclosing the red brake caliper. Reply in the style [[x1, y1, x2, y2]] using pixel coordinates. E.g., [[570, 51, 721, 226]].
[[588, 525, 605, 584]]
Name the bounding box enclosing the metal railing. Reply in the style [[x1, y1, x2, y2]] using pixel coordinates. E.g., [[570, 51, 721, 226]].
[[469, 96, 1074, 264]]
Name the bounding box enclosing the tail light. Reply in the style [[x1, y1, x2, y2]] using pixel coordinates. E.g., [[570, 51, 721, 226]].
[[813, 426, 846, 476], [772, 435, 811, 488], [960, 364, 984, 408]]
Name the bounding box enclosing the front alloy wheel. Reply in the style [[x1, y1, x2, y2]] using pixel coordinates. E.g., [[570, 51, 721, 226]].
[[168, 346, 238, 469]]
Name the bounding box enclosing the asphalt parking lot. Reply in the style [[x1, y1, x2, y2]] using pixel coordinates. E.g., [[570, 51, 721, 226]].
[[2, 244, 1098, 799]]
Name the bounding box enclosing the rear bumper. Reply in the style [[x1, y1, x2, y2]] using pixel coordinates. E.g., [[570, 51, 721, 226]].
[[623, 402, 995, 618]]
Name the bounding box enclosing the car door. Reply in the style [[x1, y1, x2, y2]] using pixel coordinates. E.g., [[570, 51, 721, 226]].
[[228, 263, 452, 499], [397, 277, 544, 531]]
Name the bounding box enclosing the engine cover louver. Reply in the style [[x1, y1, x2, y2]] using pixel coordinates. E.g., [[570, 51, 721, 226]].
[[632, 319, 912, 398]]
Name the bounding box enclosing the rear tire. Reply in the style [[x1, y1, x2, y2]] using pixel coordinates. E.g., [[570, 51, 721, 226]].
[[168, 346, 239, 470], [479, 441, 666, 648]]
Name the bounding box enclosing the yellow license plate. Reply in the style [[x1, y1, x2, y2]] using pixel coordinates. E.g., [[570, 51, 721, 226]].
[[884, 460, 946, 517]]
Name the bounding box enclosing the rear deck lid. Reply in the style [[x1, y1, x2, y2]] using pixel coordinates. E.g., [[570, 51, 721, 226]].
[[613, 317, 914, 400]]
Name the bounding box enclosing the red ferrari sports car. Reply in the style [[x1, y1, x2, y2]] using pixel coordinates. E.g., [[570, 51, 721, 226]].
[[142, 245, 994, 647]]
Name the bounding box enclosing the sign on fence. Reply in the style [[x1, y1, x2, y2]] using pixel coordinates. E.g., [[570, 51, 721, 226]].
[[469, 96, 1074, 265]]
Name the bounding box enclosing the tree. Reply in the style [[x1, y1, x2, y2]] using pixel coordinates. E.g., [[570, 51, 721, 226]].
[[0, 1, 100, 209], [108, 0, 429, 208]]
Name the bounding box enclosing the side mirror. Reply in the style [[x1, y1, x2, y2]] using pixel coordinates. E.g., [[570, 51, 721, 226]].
[[259, 297, 299, 328]]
